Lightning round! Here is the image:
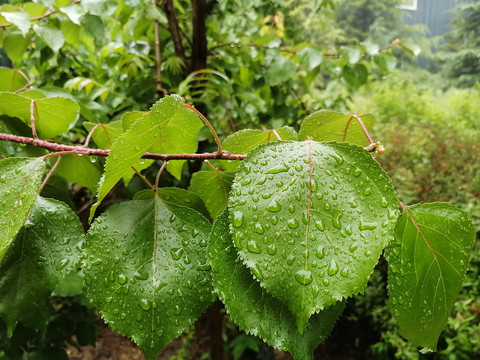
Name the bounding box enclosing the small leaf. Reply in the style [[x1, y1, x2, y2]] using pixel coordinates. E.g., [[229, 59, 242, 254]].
[[297, 47, 323, 70], [84, 197, 214, 360], [341, 64, 368, 88], [0, 197, 84, 334], [189, 171, 235, 220], [265, 56, 296, 86], [0, 93, 79, 138], [81, 0, 117, 16], [229, 141, 398, 332], [0, 157, 46, 263], [90, 95, 185, 219], [298, 110, 373, 147], [2, 32, 29, 63], [33, 24, 65, 52], [0, 11, 31, 36], [209, 210, 344, 360], [54, 154, 101, 193], [222, 127, 298, 171], [83, 121, 124, 149], [385, 203, 475, 350], [0, 68, 28, 92]]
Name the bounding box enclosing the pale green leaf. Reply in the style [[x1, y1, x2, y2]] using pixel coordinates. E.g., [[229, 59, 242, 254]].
[[60, 4, 85, 25], [298, 110, 373, 147], [54, 154, 101, 193], [81, 0, 117, 16], [189, 171, 235, 220], [265, 56, 296, 86], [209, 210, 344, 360], [0, 68, 28, 92], [0, 11, 31, 36], [2, 32, 29, 63], [0, 197, 83, 334], [33, 24, 65, 52], [0, 157, 46, 263], [22, 2, 48, 18], [385, 203, 475, 350], [229, 141, 398, 332], [84, 197, 214, 360], [222, 127, 297, 171], [0, 92, 79, 138], [297, 47, 323, 70], [90, 95, 185, 219]]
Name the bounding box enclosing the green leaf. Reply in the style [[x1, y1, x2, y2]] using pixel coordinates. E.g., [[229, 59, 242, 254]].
[[0, 157, 46, 263], [0, 68, 28, 92], [54, 154, 102, 193], [33, 24, 65, 52], [297, 47, 323, 70], [189, 170, 235, 220], [22, 2, 48, 18], [83, 197, 214, 360], [90, 95, 185, 218], [81, 0, 117, 17], [209, 210, 345, 360], [341, 64, 368, 88], [265, 56, 296, 86], [0, 11, 31, 36], [298, 110, 373, 147], [222, 127, 298, 171], [385, 203, 475, 350], [0, 197, 83, 335], [2, 32, 29, 63], [0, 93, 79, 138], [83, 121, 124, 149], [228, 141, 398, 332]]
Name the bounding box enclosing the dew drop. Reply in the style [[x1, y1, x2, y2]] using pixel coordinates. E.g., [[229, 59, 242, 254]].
[[118, 274, 127, 285], [251, 263, 264, 280], [287, 218, 299, 229], [330, 153, 344, 165], [315, 220, 325, 231], [363, 187, 372, 196], [267, 243, 277, 255], [232, 211, 244, 227], [353, 168, 362, 177], [247, 240, 262, 254], [332, 211, 343, 230], [286, 254, 296, 266], [359, 221, 378, 231], [288, 204, 296, 213], [170, 248, 184, 260], [380, 197, 389, 208], [327, 259, 339, 276], [266, 164, 289, 174], [254, 223, 264, 234], [294, 270, 313, 285], [139, 298, 151, 311]]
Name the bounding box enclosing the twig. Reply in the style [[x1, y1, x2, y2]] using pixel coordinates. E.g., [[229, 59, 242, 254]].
[[132, 166, 155, 189], [163, 0, 188, 75], [0, 132, 246, 160], [83, 123, 102, 148], [13, 70, 33, 93], [30, 100, 39, 138], [181, 103, 223, 154], [271, 129, 282, 141], [344, 115, 374, 144], [154, 161, 168, 189], [38, 155, 62, 193]]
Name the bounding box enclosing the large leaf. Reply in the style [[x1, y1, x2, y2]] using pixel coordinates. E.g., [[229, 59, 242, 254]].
[[0, 11, 31, 36], [189, 170, 235, 220], [209, 210, 344, 360], [222, 126, 297, 171], [0, 68, 28, 92], [298, 110, 373, 146], [385, 203, 475, 350], [0, 157, 46, 263], [83, 197, 214, 360], [33, 24, 65, 52], [90, 95, 185, 219], [0, 92, 79, 138], [0, 197, 84, 335], [228, 141, 398, 332]]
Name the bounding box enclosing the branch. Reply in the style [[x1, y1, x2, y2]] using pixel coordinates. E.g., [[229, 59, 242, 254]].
[[0, 0, 81, 28], [163, 0, 188, 76], [152, 0, 168, 95], [0, 132, 246, 160]]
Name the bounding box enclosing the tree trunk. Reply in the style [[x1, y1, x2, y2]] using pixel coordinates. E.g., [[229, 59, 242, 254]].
[[191, 0, 208, 72]]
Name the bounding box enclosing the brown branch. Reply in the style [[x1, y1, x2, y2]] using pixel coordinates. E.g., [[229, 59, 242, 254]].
[[0, 132, 246, 160], [191, 0, 208, 72], [152, 0, 168, 95], [163, 0, 188, 76], [0, 0, 81, 28], [13, 70, 33, 93]]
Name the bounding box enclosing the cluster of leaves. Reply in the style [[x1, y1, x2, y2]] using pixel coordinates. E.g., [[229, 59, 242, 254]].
[[0, 85, 476, 359]]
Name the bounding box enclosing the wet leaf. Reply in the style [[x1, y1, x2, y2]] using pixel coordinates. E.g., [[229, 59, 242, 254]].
[[209, 210, 344, 360], [55, 154, 101, 193], [83, 196, 214, 360], [385, 203, 475, 350], [189, 170, 235, 219], [298, 110, 373, 147], [0, 157, 46, 263], [228, 140, 398, 332], [0, 197, 84, 335]]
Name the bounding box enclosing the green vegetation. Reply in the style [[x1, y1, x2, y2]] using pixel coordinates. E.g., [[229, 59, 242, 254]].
[[0, 0, 479, 359]]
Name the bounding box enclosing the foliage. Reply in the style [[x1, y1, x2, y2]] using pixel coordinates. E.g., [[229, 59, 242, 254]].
[[0, 1, 477, 359]]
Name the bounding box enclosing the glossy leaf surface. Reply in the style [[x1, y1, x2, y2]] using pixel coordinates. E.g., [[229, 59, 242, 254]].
[[189, 170, 235, 219], [0, 197, 83, 334], [229, 141, 398, 332], [385, 203, 475, 350], [55, 154, 101, 193], [0, 157, 46, 262], [222, 126, 297, 171], [90, 95, 185, 219], [0, 92, 79, 138], [209, 210, 344, 360], [0, 68, 28, 92], [84, 197, 214, 360], [298, 110, 373, 146]]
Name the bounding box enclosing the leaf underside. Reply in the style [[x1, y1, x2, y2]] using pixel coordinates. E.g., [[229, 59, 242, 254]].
[[385, 203, 475, 350], [209, 210, 344, 360], [83, 197, 214, 360], [228, 140, 398, 332]]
